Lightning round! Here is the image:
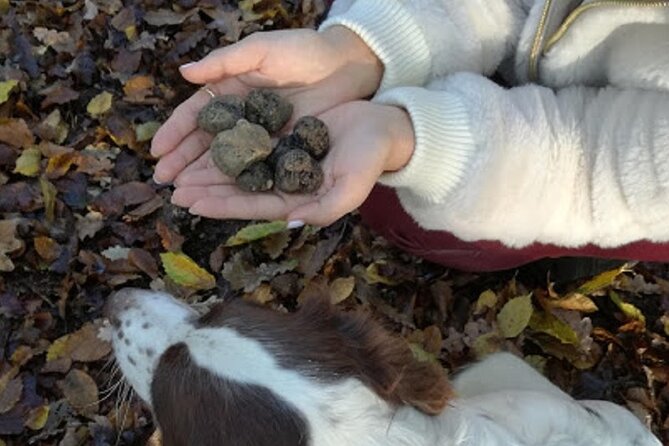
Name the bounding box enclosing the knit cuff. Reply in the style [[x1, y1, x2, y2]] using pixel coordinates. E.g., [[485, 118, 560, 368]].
[[319, 0, 432, 91], [374, 87, 476, 203]]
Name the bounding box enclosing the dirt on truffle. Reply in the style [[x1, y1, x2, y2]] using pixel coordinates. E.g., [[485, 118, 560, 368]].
[[293, 116, 329, 159], [245, 89, 293, 133], [237, 162, 274, 192], [197, 95, 245, 134], [211, 119, 272, 177], [274, 149, 324, 193]]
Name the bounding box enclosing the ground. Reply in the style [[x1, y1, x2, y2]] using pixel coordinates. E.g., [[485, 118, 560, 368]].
[[0, 1, 667, 445]]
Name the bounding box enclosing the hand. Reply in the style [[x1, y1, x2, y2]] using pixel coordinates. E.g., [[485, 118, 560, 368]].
[[151, 27, 383, 184], [169, 101, 415, 227]]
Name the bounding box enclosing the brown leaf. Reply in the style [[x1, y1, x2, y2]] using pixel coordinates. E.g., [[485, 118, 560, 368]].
[[74, 210, 105, 240], [0, 182, 42, 213], [128, 248, 159, 279], [0, 378, 22, 414], [0, 219, 24, 272], [48, 322, 112, 363], [123, 75, 155, 103], [104, 114, 137, 148], [34, 236, 62, 263], [0, 118, 34, 148], [60, 369, 98, 417], [92, 181, 156, 216], [143, 8, 196, 26], [156, 220, 185, 252], [39, 83, 80, 109]]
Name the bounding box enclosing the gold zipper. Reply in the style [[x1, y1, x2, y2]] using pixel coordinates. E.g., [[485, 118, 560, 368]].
[[528, 0, 555, 82], [544, 0, 669, 53]]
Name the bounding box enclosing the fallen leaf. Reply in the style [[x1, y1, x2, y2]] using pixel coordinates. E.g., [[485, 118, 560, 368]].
[[262, 230, 291, 259], [576, 263, 632, 295], [222, 251, 298, 292], [0, 378, 22, 414], [544, 292, 598, 313], [143, 9, 195, 26], [24, 405, 49, 430], [474, 289, 498, 315], [39, 83, 80, 109], [39, 176, 57, 222], [13, 147, 41, 177], [0, 219, 24, 272], [101, 245, 130, 261], [329, 276, 355, 304], [497, 293, 533, 338], [225, 220, 289, 247], [135, 121, 161, 142], [60, 369, 98, 417], [0, 80, 18, 105], [529, 311, 580, 345], [609, 291, 646, 327], [75, 211, 105, 240], [34, 236, 62, 263], [87, 92, 113, 117], [160, 252, 216, 290], [47, 322, 112, 363], [35, 109, 69, 144]]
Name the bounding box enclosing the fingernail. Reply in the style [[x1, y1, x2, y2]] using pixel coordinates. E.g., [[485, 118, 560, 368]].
[[179, 62, 196, 70], [188, 206, 201, 216], [287, 220, 305, 230]]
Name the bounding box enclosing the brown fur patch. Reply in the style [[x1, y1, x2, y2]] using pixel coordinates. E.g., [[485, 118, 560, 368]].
[[198, 297, 454, 415], [151, 343, 309, 446]]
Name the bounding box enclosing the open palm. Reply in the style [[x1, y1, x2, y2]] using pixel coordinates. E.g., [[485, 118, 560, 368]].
[[170, 101, 414, 227], [151, 28, 382, 184]]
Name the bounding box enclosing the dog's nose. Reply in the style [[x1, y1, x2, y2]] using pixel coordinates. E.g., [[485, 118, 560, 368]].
[[104, 288, 140, 327]]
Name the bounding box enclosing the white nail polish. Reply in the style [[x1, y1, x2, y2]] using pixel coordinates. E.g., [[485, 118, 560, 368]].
[[180, 62, 196, 69], [287, 220, 305, 230]]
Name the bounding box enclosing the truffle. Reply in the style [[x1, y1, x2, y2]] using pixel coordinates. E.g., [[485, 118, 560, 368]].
[[237, 162, 274, 192], [245, 89, 293, 133], [293, 116, 329, 159], [197, 95, 245, 134], [210, 119, 272, 178], [274, 149, 324, 194]]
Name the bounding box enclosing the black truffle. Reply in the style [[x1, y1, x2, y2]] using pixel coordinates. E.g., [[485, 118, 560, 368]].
[[293, 116, 329, 159], [237, 162, 274, 192], [197, 95, 245, 134], [274, 149, 324, 194], [210, 119, 272, 178], [245, 89, 293, 133]]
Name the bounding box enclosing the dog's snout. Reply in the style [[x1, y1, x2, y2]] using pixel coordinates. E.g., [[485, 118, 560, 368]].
[[104, 288, 140, 325]]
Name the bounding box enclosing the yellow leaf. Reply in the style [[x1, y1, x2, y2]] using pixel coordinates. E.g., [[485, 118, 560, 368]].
[[329, 276, 355, 304], [47, 334, 70, 361], [497, 293, 533, 338], [160, 252, 216, 290], [135, 121, 161, 142], [409, 343, 438, 364], [545, 292, 598, 313], [13, 147, 41, 177], [25, 405, 50, 430], [363, 261, 401, 286], [529, 311, 580, 345], [472, 331, 503, 358], [576, 263, 633, 295], [609, 291, 646, 326], [474, 289, 498, 315], [40, 176, 58, 222], [0, 80, 18, 105], [87, 91, 113, 117], [225, 221, 289, 247], [0, 0, 9, 14]]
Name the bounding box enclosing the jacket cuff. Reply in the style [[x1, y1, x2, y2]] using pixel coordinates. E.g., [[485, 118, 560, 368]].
[[374, 87, 476, 203], [319, 0, 431, 91]]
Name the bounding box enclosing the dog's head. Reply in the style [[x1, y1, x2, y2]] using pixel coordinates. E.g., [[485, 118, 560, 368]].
[[105, 288, 452, 446]]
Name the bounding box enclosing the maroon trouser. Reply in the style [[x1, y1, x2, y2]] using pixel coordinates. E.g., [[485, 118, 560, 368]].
[[359, 185, 669, 272]]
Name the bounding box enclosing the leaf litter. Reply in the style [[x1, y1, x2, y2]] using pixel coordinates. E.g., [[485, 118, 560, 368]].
[[0, 1, 667, 445]]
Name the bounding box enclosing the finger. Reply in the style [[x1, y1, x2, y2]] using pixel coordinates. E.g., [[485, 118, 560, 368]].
[[174, 167, 235, 187], [188, 193, 297, 221], [179, 34, 268, 84], [171, 185, 236, 207], [287, 176, 365, 227], [150, 78, 248, 158], [153, 129, 213, 184]]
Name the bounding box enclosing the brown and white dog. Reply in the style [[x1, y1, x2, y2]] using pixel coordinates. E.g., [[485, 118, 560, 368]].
[[105, 288, 661, 446]]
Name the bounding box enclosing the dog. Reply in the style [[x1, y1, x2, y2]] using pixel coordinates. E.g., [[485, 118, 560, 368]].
[[105, 288, 661, 446]]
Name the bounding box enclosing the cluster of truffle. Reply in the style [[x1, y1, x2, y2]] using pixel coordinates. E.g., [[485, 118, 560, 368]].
[[197, 89, 329, 194]]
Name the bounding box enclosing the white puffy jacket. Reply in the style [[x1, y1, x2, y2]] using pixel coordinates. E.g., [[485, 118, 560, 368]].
[[321, 0, 669, 249]]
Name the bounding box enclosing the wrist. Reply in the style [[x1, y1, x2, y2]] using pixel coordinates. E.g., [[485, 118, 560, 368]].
[[321, 26, 383, 96], [382, 105, 415, 172]]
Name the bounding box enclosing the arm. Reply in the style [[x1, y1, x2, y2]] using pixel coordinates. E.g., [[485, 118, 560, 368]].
[[321, 0, 527, 91], [374, 73, 669, 248]]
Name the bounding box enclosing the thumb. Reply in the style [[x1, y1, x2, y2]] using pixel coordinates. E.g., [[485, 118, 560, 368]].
[[179, 35, 269, 84], [288, 176, 367, 227]]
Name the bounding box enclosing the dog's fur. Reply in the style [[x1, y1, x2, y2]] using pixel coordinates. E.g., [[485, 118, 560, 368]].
[[105, 288, 660, 446]]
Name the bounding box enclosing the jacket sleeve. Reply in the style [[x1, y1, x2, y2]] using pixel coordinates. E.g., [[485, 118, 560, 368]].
[[373, 73, 669, 248], [320, 0, 526, 92]]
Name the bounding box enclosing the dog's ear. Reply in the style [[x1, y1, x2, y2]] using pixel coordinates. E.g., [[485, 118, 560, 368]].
[[299, 297, 454, 415]]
